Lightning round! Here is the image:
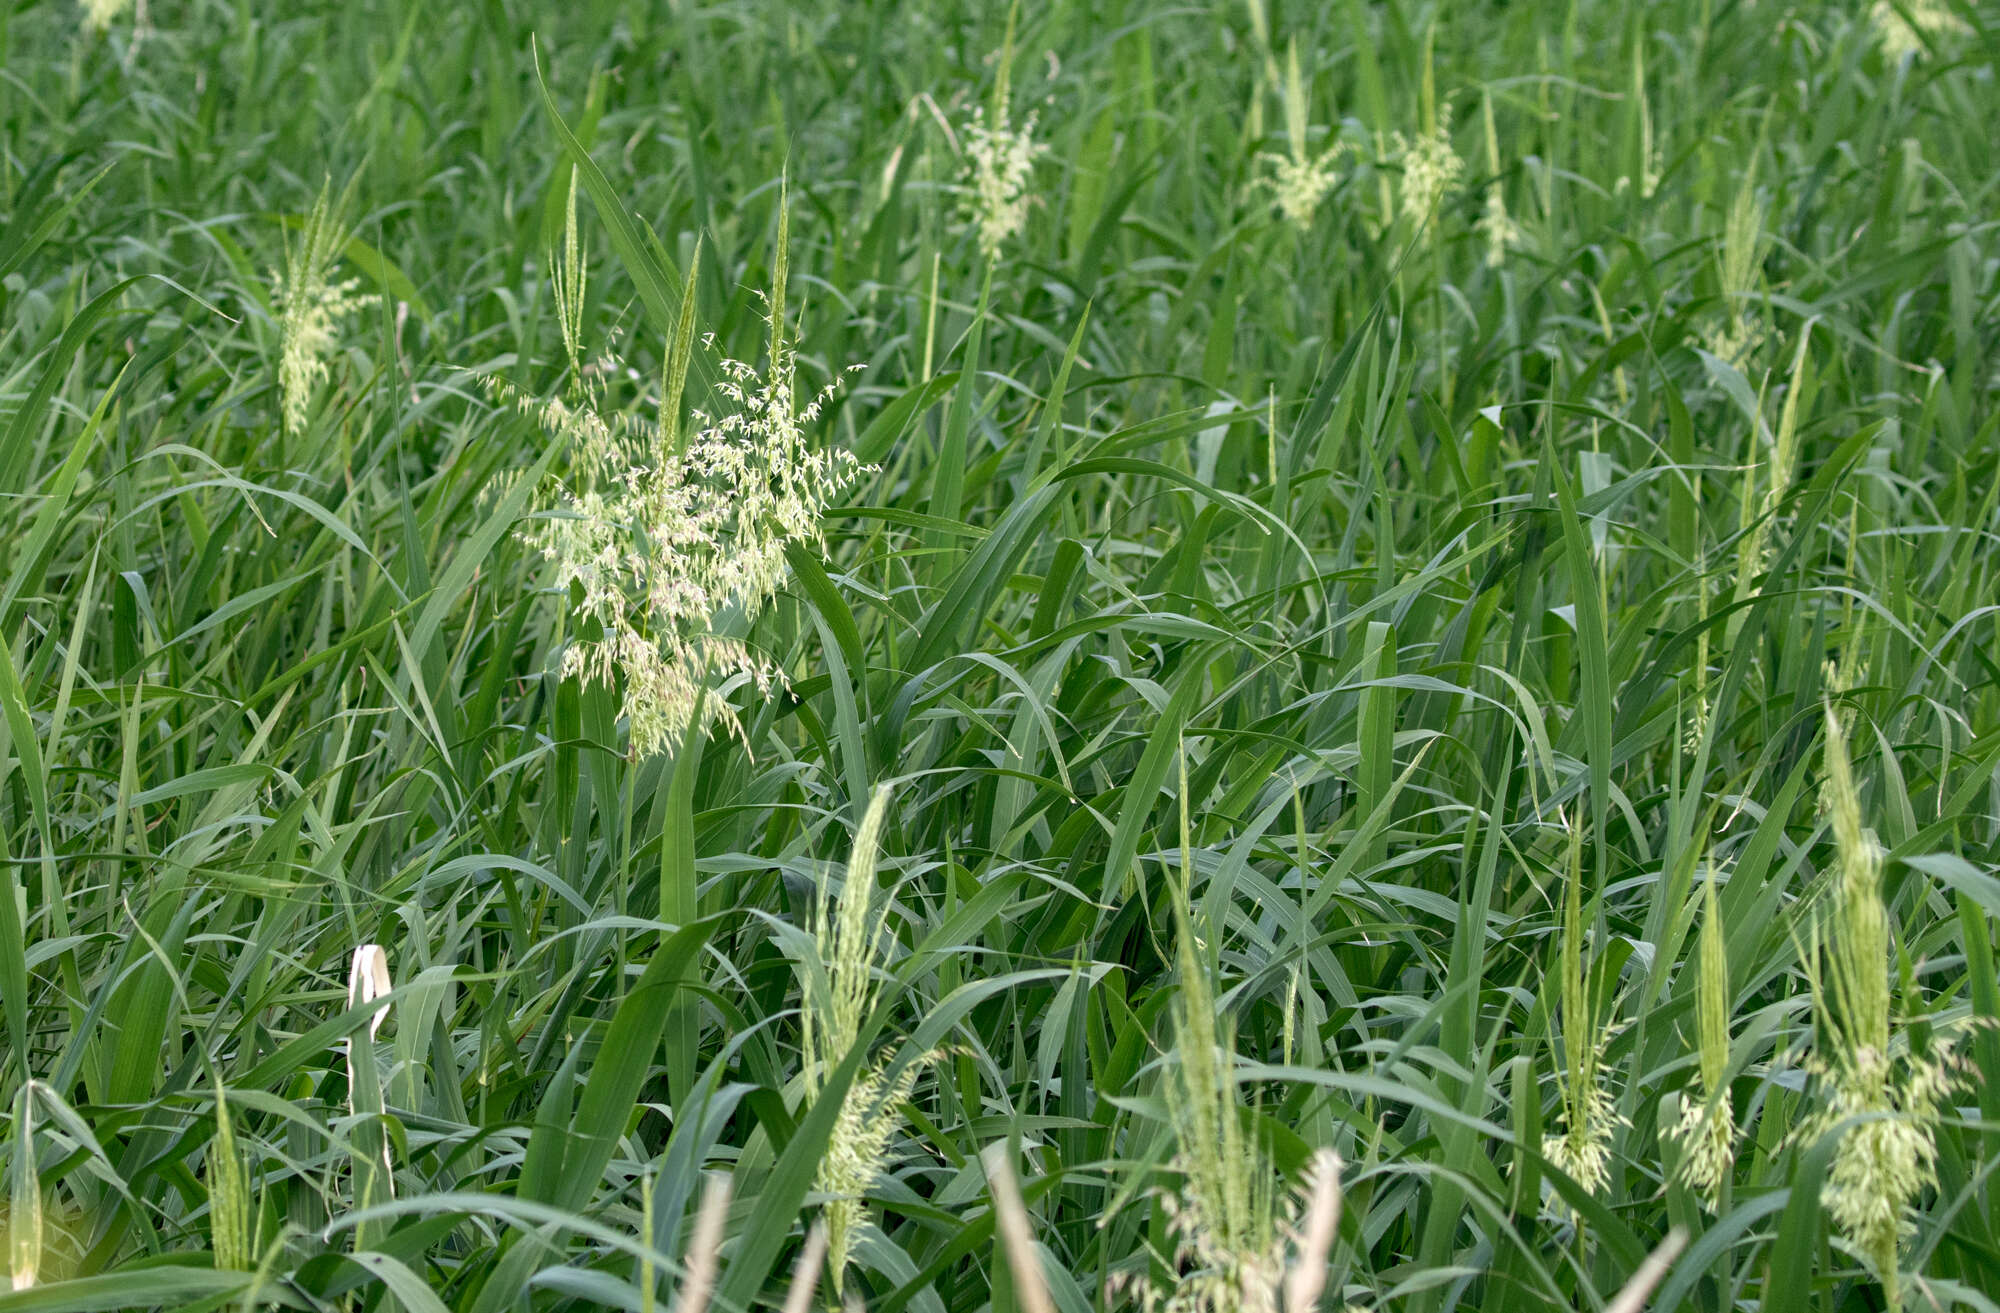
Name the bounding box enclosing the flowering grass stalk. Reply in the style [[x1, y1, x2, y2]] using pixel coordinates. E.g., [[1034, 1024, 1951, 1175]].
[[79, 0, 130, 35], [273, 175, 375, 438], [1619, 43, 1661, 200], [1159, 909, 1277, 1312], [516, 200, 867, 757], [1802, 706, 1968, 1309], [1471, 92, 1520, 268], [1544, 822, 1625, 1215], [1390, 38, 1462, 232], [1704, 163, 1768, 367], [1666, 863, 1735, 1199], [964, 111, 1038, 258], [1727, 325, 1813, 639], [1143, 941, 1345, 1313], [962, 3, 1040, 259], [1123, 753, 1345, 1313], [800, 786, 925, 1293], [1259, 39, 1341, 232], [550, 165, 587, 388]]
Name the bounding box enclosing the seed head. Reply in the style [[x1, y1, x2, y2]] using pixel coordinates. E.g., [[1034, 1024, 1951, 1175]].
[[550, 166, 588, 389], [209, 1088, 254, 1273], [1131, 1145, 1345, 1313], [1667, 863, 1737, 1199], [1473, 94, 1521, 268], [1258, 40, 1342, 232], [1666, 1090, 1736, 1201], [1543, 820, 1627, 1215], [1390, 106, 1463, 228], [1701, 317, 1766, 367], [964, 106, 1041, 259], [1617, 43, 1662, 201], [1802, 1041, 1965, 1305], [1137, 767, 1347, 1313], [799, 788, 928, 1294], [1127, 761, 1340, 1313], [273, 177, 376, 437], [79, 0, 129, 34], [1264, 151, 1342, 233], [514, 207, 867, 757], [1390, 34, 1462, 233], [1821, 708, 1889, 1061], [1800, 705, 1973, 1304], [1544, 1075, 1625, 1204], [1705, 165, 1769, 367], [1474, 190, 1522, 269], [1870, 0, 1969, 60]]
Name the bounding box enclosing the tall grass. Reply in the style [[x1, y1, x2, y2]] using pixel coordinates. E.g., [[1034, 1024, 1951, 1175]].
[[0, 1, 1996, 1310]]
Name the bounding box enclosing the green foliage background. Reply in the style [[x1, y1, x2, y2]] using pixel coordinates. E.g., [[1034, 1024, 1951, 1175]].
[[0, 0, 1997, 1309]]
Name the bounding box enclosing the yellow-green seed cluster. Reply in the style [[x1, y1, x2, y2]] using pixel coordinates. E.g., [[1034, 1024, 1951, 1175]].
[[272, 178, 376, 438], [1259, 40, 1342, 232], [1666, 865, 1736, 1198], [515, 206, 866, 758], [78, 0, 129, 35], [1543, 822, 1627, 1214], [1796, 707, 1969, 1307], [800, 788, 926, 1293], [1869, 0, 1970, 60], [965, 107, 1041, 259], [1392, 109, 1463, 229]]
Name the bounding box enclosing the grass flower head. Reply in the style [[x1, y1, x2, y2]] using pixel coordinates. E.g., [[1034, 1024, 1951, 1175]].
[[549, 166, 588, 388], [1542, 821, 1628, 1214], [79, 0, 130, 34], [1703, 164, 1770, 367], [1391, 109, 1463, 227], [1474, 189, 1522, 269], [965, 106, 1041, 259], [1870, 0, 1970, 60], [800, 787, 928, 1293], [1666, 863, 1737, 1199], [1390, 38, 1462, 230], [515, 204, 867, 757], [962, 7, 1042, 259], [272, 176, 376, 437], [1258, 40, 1342, 232], [1124, 762, 1346, 1313], [1472, 93, 1521, 268], [1801, 706, 1971, 1305]]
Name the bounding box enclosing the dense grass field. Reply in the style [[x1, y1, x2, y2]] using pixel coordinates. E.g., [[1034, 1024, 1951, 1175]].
[[3, 0, 1999, 1309]]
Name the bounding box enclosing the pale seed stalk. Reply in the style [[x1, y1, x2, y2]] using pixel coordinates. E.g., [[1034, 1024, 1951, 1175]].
[[801, 786, 926, 1294], [1544, 821, 1625, 1212], [550, 166, 587, 388], [210, 1086, 253, 1272], [1804, 704, 1969, 1310], [273, 174, 375, 438], [1667, 862, 1736, 1199]]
